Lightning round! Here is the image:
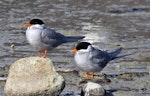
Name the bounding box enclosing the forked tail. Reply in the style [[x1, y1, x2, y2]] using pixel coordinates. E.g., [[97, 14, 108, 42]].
[[109, 47, 123, 60], [64, 36, 85, 42]]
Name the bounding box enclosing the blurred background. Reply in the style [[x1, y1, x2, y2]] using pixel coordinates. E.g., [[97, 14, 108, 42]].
[[0, 0, 150, 96]]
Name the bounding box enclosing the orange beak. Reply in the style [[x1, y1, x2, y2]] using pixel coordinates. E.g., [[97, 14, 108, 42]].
[[24, 23, 32, 27], [71, 49, 78, 53]]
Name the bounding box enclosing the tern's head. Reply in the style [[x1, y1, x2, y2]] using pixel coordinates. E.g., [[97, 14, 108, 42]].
[[24, 19, 45, 27], [71, 42, 92, 53]]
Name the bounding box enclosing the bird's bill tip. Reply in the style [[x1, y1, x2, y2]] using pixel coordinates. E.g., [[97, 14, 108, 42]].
[[24, 23, 32, 27], [71, 49, 78, 53]]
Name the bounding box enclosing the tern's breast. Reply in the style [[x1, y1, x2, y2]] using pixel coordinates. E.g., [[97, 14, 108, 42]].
[[26, 28, 42, 44], [74, 53, 89, 69], [74, 52, 103, 72], [26, 28, 47, 51]]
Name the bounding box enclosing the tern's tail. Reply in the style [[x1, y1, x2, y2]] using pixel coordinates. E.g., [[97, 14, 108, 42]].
[[64, 36, 85, 42], [109, 47, 123, 60]]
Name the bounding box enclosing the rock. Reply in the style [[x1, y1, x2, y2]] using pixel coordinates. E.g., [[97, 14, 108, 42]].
[[4, 57, 65, 96], [81, 82, 106, 96]]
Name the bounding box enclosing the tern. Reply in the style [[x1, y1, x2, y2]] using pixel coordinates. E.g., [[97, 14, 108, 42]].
[[24, 19, 85, 58], [71, 42, 122, 78]]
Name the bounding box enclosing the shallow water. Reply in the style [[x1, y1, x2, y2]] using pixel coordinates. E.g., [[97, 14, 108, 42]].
[[0, 0, 150, 96]]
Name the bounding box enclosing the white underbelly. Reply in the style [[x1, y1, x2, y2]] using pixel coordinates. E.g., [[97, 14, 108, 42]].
[[74, 54, 103, 72], [26, 29, 48, 51]]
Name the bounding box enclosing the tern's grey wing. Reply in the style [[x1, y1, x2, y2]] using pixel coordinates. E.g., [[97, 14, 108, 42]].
[[89, 48, 110, 68], [40, 27, 65, 47]]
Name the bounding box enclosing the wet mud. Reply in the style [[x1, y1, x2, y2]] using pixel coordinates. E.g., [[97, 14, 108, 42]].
[[0, 0, 150, 96]]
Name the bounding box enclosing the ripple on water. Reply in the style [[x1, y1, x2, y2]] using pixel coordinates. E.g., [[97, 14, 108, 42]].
[[0, 0, 150, 96]]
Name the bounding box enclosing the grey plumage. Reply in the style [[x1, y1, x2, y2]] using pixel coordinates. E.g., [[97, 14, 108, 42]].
[[64, 36, 85, 42], [25, 19, 85, 52], [89, 47, 122, 69], [72, 42, 123, 72], [40, 26, 85, 49], [108, 47, 123, 60]]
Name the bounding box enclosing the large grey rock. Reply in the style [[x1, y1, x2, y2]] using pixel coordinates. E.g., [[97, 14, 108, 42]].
[[4, 57, 65, 96]]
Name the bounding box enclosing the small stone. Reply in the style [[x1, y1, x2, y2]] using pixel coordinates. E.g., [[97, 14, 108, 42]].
[[81, 82, 106, 96], [0, 77, 7, 81], [10, 44, 15, 49], [116, 64, 121, 69], [4, 57, 65, 96]]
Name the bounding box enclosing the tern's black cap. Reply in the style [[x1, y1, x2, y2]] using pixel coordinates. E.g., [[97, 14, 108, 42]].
[[30, 19, 44, 25], [76, 42, 91, 50]]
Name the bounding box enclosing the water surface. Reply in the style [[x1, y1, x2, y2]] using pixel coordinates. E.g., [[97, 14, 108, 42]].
[[0, 0, 150, 96]]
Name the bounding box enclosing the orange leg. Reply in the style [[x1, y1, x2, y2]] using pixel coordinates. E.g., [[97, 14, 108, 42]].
[[38, 50, 48, 58], [82, 72, 94, 79], [38, 51, 41, 57], [42, 50, 48, 58]]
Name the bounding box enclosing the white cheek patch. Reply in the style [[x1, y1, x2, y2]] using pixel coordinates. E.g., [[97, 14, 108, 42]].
[[78, 49, 89, 53]]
